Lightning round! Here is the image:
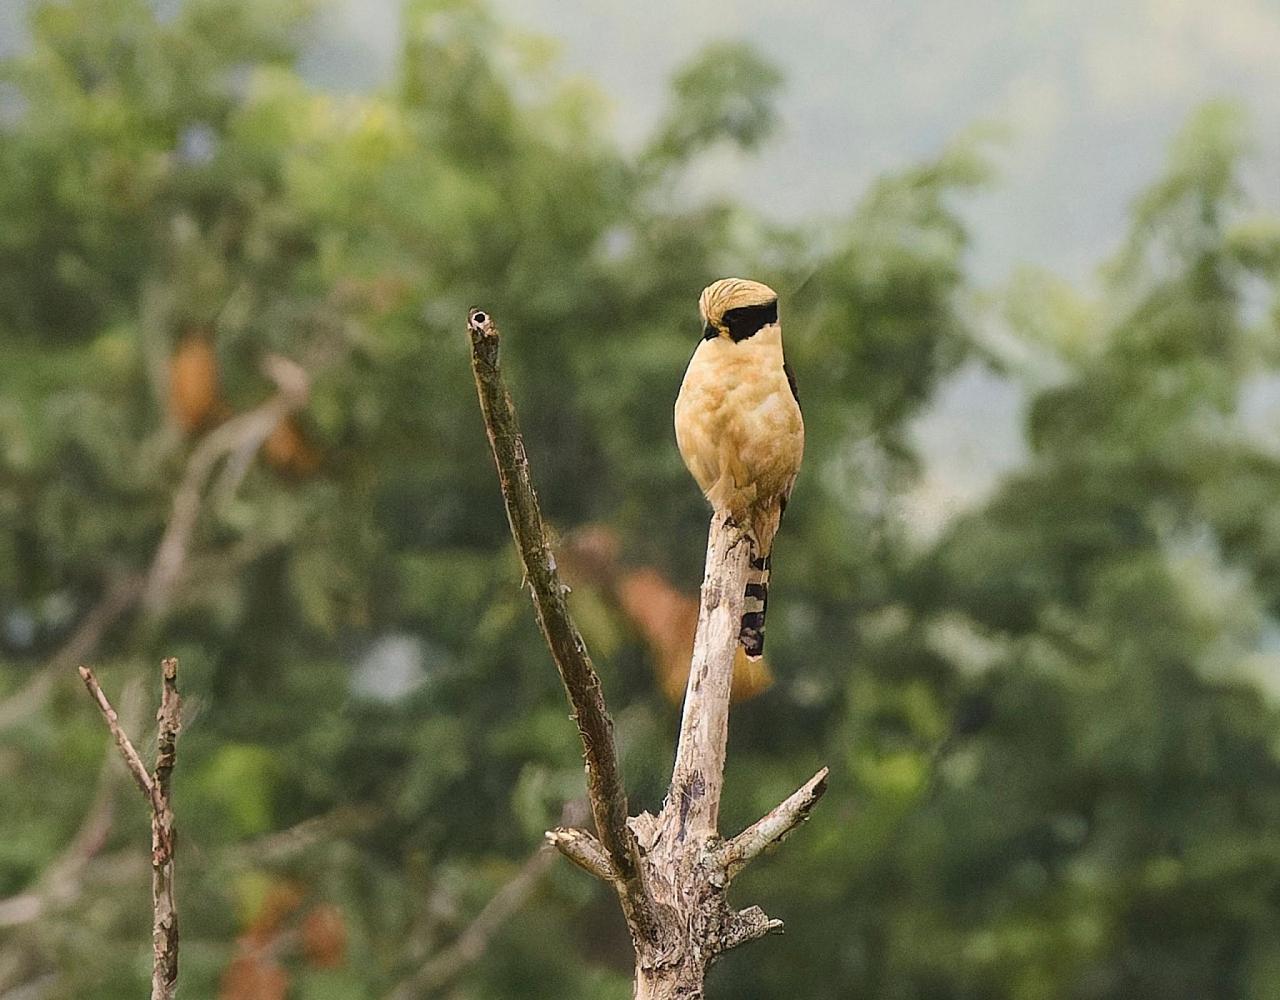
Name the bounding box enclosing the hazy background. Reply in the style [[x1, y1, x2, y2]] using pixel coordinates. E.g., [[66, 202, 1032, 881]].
[[3, 0, 1280, 997], [7, 0, 1280, 522], [304, 0, 1280, 535]]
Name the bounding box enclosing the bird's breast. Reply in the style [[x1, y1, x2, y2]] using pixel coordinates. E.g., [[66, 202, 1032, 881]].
[[674, 329, 803, 510]]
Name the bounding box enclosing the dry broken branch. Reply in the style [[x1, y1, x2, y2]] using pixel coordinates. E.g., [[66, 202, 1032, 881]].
[[466, 306, 828, 999], [711, 767, 830, 879], [466, 307, 657, 943], [78, 659, 182, 1000], [545, 826, 614, 882]]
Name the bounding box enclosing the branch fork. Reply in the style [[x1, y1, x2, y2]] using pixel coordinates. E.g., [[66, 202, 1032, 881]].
[[467, 307, 827, 997], [79, 658, 182, 1000]]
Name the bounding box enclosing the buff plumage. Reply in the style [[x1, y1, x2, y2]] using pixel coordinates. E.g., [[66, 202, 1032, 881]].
[[675, 278, 803, 659]]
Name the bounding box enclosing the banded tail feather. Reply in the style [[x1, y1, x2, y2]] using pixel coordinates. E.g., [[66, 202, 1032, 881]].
[[739, 549, 771, 658]]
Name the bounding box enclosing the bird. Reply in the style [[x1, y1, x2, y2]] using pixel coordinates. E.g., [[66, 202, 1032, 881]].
[[674, 277, 803, 665]]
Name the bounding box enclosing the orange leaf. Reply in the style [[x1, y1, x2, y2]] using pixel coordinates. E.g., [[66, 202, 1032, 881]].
[[301, 903, 348, 968], [169, 331, 223, 434], [219, 954, 288, 1000], [264, 416, 322, 478]]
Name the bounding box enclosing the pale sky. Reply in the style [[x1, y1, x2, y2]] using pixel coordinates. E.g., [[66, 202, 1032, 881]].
[[300, 0, 1280, 529], [309, 0, 1280, 285]]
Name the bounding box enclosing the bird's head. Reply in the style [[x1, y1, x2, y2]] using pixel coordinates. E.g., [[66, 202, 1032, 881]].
[[699, 278, 779, 343]]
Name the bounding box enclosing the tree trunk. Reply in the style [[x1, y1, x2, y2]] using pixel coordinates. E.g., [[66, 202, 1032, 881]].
[[634, 963, 706, 1000]]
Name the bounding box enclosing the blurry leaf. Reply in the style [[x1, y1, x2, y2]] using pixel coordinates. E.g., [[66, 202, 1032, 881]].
[[645, 41, 782, 166], [301, 903, 348, 969], [195, 744, 278, 837]]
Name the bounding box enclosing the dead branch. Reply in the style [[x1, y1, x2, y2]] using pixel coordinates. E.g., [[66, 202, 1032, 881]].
[[151, 657, 181, 998], [466, 307, 828, 999], [78, 668, 155, 799], [545, 826, 615, 882], [78, 659, 182, 1000], [663, 511, 754, 845], [710, 767, 830, 879], [466, 308, 657, 943]]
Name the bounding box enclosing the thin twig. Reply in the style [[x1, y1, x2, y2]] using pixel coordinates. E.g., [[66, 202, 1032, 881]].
[[77, 667, 154, 800], [711, 768, 829, 879], [77, 660, 182, 1000], [465, 307, 657, 942]]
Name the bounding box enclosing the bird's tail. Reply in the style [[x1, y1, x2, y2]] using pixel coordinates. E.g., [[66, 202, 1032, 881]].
[[739, 547, 771, 659]]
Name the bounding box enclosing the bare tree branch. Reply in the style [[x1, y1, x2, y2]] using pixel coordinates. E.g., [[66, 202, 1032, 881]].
[[545, 826, 614, 882], [466, 306, 827, 998], [77, 659, 182, 1000], [77, 667, 155, 800], [663, 511, 754, 846], [150, 658, 181, 1000], [465, 307, 657, 943], [711, 767, 829, 879]]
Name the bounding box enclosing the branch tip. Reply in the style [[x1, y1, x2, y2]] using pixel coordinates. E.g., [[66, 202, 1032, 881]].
[[721, 905, 785, 953], [546, 827, 616, 883], [713, 766, 829, 878], [78, 664, 155, 800]]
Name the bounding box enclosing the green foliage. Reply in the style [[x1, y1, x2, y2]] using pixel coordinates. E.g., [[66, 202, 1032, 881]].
[[2, 1, 1280, 998], [645, 41, 783, 166]]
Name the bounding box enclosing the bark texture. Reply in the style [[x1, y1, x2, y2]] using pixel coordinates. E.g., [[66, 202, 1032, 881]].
[[466, 307, 827, 996], [79, 658, 182, 1000]]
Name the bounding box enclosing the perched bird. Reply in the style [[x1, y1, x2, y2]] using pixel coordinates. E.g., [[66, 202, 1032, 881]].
[[674, 278, 803, 664]]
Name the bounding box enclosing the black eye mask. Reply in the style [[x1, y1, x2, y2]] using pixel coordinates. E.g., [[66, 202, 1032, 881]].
[[721, 300, 778, 342]]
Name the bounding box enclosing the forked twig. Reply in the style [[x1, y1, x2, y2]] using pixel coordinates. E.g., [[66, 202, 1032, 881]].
[[78, 659, 183, 1000]]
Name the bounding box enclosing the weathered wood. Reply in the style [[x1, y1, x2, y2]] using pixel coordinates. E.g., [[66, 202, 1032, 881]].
[[466, 307, 828, 996], [467, 307, 658, 944], [664, 511, 753, 847], [79, 658, 182, 1000], [151, 657, 181, 1000]]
